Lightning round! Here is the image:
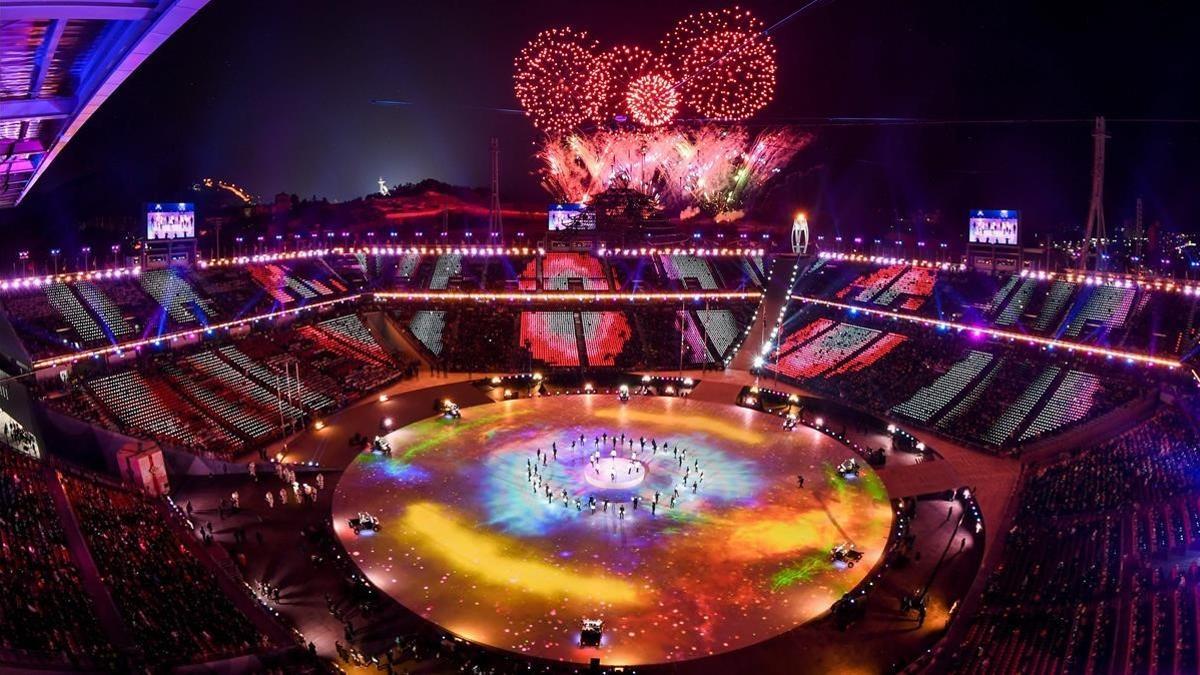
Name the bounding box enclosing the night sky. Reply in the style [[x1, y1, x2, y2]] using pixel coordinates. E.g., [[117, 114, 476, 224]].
[[5, 0, 1200, 243]]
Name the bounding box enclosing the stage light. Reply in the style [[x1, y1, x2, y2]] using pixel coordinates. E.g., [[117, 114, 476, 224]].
[[379, 393, 389, 402], [314, 420, 326, 431], [382, 417, 394, 429], [814, 417, 825, 427]]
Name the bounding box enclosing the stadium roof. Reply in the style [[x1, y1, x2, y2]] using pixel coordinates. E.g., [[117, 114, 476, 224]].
[[0, 0, 210, 208]]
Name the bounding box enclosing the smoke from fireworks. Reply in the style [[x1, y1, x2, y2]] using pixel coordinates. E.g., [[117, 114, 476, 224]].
[[514, 6, 778, 133], [538, 126, 810, 220]]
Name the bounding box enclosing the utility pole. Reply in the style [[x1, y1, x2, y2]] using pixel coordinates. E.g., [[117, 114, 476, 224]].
[[1080, 116, 1109, 271], [488, 138, 504, 242]]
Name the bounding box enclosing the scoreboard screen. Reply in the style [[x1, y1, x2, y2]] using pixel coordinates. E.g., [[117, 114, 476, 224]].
[[969, 209, 1019, 246], [147, 203, 195, 240], [548, 203, 596, 231]]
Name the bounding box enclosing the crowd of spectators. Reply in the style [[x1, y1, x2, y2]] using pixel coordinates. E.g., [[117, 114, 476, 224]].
[[64, 473, 268, 668], [766, 304, 1151, 452], [0, 450, 115, 669], [0, 286, 78, 357], [38, 310, 413, 460], [948, 406, 1200, 673], [797, 258, 1200, 360], [397, 301, 753, 374]]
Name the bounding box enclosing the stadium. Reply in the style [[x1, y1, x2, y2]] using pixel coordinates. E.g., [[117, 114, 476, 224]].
[[0, 2, 1198, 674]]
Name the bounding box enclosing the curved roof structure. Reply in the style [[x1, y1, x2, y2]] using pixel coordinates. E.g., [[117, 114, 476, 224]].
[[0, 0, 210, 207]]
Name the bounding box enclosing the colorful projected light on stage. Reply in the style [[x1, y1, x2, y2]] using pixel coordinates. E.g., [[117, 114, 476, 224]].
[[333, 396, 892, 665]]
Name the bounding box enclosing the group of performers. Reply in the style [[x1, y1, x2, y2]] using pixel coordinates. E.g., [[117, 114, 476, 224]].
[[520, 431, 707, 519]]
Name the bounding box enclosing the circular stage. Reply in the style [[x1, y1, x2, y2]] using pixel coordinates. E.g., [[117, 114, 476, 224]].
[[332, 395, 893, 665]]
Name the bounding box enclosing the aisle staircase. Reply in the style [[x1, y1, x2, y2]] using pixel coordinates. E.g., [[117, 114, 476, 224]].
[[729, 253, 797, 370], [573, 311, 589, 369]]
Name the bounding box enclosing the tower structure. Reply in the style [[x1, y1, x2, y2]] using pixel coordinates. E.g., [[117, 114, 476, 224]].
[[488, 137, 504, 241], [1081, 116, 1109, 270]]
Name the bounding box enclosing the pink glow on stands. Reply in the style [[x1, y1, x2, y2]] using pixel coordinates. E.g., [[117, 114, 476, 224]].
[[827, 333, 906, 376], [769, 323, 879, 380], [541, 253, 609, 291], [793, 294, 1182, 369], [200, 246, 764, 270], [372, 290, 760, 302], [771, 318, 834, 358], [30, 289, 760, 370], [520, 311, 581, 366], [819, 250, 1200, 297], [580, 311, 630, 366]]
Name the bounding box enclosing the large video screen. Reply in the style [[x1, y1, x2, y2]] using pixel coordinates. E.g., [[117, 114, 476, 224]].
[[146, 203, 196, 240], [548, 203, 596, 231], [969, 209, 1019, 246]]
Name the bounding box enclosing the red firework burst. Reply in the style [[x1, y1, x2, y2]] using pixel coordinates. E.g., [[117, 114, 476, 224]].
[[586, 44, 658, 122], [626, 73, 679, 127], [513, 27, 600, 135], [660, 6, 777, 121]]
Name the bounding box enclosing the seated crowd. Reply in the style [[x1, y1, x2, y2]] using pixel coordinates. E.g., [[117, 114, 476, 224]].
[[948, 407, 1200, 674], [394, 301, 754, 374], [765, 303, 1150, 452], [0, 449, 115, 669], [63, 472, 269, 667], [39, 311, 414, 459], [795, 257, 1200, 361]]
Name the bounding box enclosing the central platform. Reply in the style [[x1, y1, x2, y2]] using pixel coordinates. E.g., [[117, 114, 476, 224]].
[[584, 456, 646, 489], [332, 395, 893, 666]]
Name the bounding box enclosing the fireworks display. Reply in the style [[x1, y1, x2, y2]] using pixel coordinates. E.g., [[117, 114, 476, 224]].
[[512, 27, 601, 135], [538, 126, 810, 218], [586, 44, 658, 123], [626, 73, 679, 127], [513, 5, 778, 133], [660, 7, 776, 121]]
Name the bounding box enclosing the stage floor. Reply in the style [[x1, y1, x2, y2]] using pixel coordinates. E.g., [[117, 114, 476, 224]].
[[332, 395, 893, 665]]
